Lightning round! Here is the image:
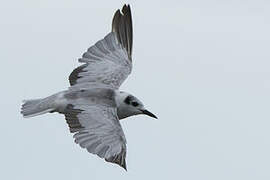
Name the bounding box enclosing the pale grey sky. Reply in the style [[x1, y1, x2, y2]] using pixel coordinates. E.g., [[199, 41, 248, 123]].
[[1, 0, 270, 179]]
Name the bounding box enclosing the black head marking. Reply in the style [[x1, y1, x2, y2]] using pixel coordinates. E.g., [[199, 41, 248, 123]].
[[124, 96, 132, 105]]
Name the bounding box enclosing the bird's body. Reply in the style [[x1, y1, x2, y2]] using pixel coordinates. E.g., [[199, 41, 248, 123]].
[[22, 89, 141, 120], [21, 4, 156, 170]]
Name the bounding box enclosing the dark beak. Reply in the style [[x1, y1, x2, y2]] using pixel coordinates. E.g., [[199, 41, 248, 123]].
[[141, 109, 158, 119]]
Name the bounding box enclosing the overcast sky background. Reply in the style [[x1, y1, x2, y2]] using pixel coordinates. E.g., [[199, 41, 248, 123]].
[[1, 0, 270, 179]]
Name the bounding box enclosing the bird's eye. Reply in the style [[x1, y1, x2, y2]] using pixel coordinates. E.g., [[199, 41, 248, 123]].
[[132, 101, 139, 107]]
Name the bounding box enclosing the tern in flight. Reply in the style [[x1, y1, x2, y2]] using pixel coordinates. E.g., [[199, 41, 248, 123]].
[[21, 4, 157, 170]]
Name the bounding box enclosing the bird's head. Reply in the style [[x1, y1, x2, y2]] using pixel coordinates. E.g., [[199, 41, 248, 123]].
[[115, 91, 157, 120]]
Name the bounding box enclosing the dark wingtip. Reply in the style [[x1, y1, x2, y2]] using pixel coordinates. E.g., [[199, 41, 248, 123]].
[[121, 4, 130, 13], [105, 147, 127, 171], [120, 160, 127, 171], [105, 156, 127, 171], [105, 158, 127, 171], [111, 4, 133, 60]]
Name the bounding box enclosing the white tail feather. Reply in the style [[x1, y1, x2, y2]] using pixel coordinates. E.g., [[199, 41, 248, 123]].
[[21, 99, 54, 118]]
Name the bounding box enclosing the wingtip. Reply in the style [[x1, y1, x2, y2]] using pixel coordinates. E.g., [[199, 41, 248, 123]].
[[105, 157, 127, 171], [121, 159, 127, 171], [111, 4, 133, 60], [121, 4, 131, 14], [123, 165, 127, 171], [105, 147, 127, 171], [116, 159, 128, 171]]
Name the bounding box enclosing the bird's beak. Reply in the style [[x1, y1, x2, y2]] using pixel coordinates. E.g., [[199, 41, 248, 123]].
[[141, 109, 158, 119]]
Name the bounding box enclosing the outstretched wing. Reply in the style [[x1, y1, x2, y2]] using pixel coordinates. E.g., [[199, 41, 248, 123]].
[[69, 4, 133, 90], [63, 97, 127, 170]]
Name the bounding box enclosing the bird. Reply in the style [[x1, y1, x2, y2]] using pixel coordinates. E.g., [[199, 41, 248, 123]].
[[20, 4, 157, 170]]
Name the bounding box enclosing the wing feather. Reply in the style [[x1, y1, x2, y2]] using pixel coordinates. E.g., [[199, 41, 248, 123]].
[[112, 4, 133, 60], [69, 4, 133, 90], [63, 90, 127, 170]]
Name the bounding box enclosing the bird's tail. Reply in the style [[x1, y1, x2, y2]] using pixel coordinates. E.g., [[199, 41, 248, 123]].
[[21, 98, 55, 118]]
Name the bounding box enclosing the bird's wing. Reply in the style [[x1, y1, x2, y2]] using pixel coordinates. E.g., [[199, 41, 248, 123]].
[[69, 5, 133, 90], [63, 95, 127, 170]]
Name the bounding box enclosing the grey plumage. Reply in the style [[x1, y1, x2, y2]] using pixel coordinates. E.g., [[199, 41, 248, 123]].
[[68, 5, 132, 90], [21, 94, 59, 118], [68, 32, 132, 90], [21, 88, 128, 170], [72, 104, 127, 170], [21, 4, 157, 171]]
